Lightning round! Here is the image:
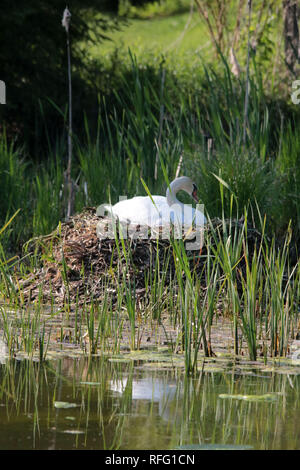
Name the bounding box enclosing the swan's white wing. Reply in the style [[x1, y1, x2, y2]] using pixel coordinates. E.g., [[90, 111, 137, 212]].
[[193, 207, 207, 225], [166, 204, 206, 227], [108, 195, 206, 228], [109, 196, 168, 227]]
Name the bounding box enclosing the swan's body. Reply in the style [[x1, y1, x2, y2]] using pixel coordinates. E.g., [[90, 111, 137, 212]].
[[106, 176, 206, 229]]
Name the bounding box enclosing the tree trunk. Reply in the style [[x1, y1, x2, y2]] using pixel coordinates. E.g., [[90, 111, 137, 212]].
[[283, 0, 300, 75]]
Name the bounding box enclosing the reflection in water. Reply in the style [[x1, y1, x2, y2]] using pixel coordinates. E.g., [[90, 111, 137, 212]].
[[0, 356, 300, 449], [110, 377, 178, 423]]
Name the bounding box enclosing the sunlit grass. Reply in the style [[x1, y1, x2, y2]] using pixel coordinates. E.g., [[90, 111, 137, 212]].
[[87, 11, 211, 65]]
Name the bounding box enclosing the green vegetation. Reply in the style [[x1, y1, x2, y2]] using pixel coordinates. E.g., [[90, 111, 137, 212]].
[[1, 54, 299, 249], [90, 11, 205, 61], [1, 1, 300, 372]]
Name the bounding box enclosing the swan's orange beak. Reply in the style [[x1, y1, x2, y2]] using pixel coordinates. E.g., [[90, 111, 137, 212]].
[[192, 188, 199, 203]]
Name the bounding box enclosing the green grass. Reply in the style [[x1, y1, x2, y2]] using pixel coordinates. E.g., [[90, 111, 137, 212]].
[[1, 50, 300, 370], [90, 11, 208, 62], [86, 0, 282, 91]]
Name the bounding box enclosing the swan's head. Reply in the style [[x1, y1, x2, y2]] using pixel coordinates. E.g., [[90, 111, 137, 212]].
[[171, 176, 199, 203]]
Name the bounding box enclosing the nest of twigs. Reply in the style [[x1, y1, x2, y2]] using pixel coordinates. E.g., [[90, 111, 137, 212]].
[[16, 207, 264, 306]]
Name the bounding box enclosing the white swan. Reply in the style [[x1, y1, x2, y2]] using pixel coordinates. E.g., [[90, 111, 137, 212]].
[[105, 176, 206, 229]]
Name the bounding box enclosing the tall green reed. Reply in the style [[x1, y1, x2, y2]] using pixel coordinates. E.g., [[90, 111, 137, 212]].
[[1, 53, 299, 252]]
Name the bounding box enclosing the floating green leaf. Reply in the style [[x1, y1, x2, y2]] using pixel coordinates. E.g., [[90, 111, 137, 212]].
[[219, 393, 278, 402], [54, 401, 79, 409], [176, 444, 253, 450], [80, 381, 101, 386]]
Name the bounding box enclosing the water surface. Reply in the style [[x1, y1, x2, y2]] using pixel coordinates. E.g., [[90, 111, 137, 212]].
[[0, 355, 300, 450]]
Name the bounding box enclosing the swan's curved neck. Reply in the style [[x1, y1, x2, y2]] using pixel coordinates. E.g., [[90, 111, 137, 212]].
[[166, 179, 184, 207]]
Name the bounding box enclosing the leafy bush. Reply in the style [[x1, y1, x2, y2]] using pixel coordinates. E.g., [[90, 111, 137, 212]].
[[0, 1, 122, 155]]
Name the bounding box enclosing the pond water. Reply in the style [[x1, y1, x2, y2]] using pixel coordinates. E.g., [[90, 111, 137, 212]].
[[0, 354, 300, 450]]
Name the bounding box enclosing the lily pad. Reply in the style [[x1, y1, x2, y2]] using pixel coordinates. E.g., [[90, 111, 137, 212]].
[[54, 401, 79, 409], [62, 430, 85, 435], [176, 444, 253, 450], [108, 358, 132, 363], [80, 381, 101, 386], [218, 393, 278, 402]]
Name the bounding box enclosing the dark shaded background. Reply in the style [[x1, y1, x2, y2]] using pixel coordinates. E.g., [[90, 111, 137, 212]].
[[0, 0, 155, 156]]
